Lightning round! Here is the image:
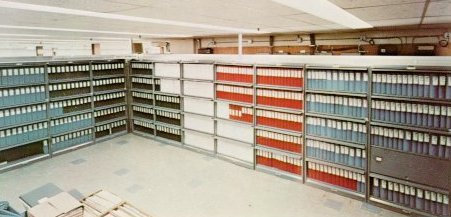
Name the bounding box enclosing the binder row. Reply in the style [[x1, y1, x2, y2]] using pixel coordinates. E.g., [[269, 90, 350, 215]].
[[156, 125, 182, 142], [156, 95, 180, 104], [228, 104, 253, 123], [0, 122, 48, 148], [216, 65, 253, 83], [372, 73, 450, 99], [306, 94, 368, 118], [131, 63, 153, 70], [256, 67, 303, 88], [132, 77, 153, 84], [91, 63, 124, 71], [154, 79, 161, 91], [371, 177, 449, 216], [49, 97, 91, 116], [0, 86, 46, 107], [371, 100, 451, 129], [0, 104, 47, 127], [216, 85, 253, 103], [49, 81, 90, 91], [50, 113, 92, 135], [48, 64, 89, 73], [371, 126, 451, 159], [256, 89, 303, 109], [307, 70, 368, 93], [307, 162, 366, 193], [95, 120, 127, 133], [133, 105, 154, 118], [256, 109, 303, 132], [0, 67, 45, 85], [132, 92, 153, 100], [306, 139, 366, 169], [94, 92, 125, 102], [133, 120, 154, 130], [93, 78, 125, 86], [256, 129, 302, 153], [306, 117, 367, 144], [156, 110, 181, 120], [94, 106, 126, 118], [51, 129, 93, 152], [256, 149, 302, 175]]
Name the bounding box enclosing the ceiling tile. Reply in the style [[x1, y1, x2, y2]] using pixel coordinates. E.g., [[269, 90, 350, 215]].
[[328, 0, 426, 9], [423, 16, 451, 24], [346, 3, 425, 21], [426, 1, 451, 16], [369, 18, 421, 26]]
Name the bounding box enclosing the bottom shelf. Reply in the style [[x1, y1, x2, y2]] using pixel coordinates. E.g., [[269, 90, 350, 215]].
[[369, 197, 447, 217], [256, 165, 303, 182], [305, 178, 366, 199], [0, 153, 50, 172], [0, 139, 49, 169]]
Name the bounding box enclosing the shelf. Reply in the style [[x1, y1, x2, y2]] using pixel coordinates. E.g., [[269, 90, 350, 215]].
[[153, 76, 180, 80], [0, 153, 50, 172], [305, 90, 367, 98], [95, 131, 127, 143], [94, 89, 126, 95], [0, 137, 49, 152], [94, 103, 127, 111], [0, 100, 48, 110], [182, 94, 214, 101], [216, 154, 254, 169], [214, 80, 253, 87], [182, 128, 215, 136], [93, 74, 124, 79], [131, 102, 153, 110], [305, 179, 366, 198], [0, 118, 48, 131], [132, 116, 154, 124], [95, 116, 127, 126], [372, 94, 451, 105], [214, 135, 253, 146], [50, 109, 92, 119], [51, 126, 94, 138], [154, 91, 180, 97], [130, 88, 153, 94], [214, 99, 253, 107], [255, 125, 302, 137], [50, 93, 92, 101], [154, 121, 182, 130], [48, 77, 90, 84], [306, 65, 368, 71], [255, 105, 303, 114], [181, 78, 213, 83], [0, 82, 46, 89], [370, 121, 451, 135], [255, 145, 302, 158], [183, 144, 215, 156], [305, 135, 366, 149], [256, 165, 303, 182], [132, 131, 155, 140], [215, 117, 253, 126], [369, 198, 440, 217], [306, 112, 367, 124], [153, 135, 182, 146], [154, 106, 181, 113], [255, 63, 304, 69], [370, 145, 450, 162], [255, 84, 303, 92], [183, 111, 213, 118], [130, 74, 153, 78], [305, 157, 365, 174], [368, 173, 449, 195], [51, 140, 94, 156]]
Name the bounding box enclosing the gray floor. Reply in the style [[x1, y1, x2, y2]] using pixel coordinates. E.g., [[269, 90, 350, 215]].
[[0, 134, 406, 217]]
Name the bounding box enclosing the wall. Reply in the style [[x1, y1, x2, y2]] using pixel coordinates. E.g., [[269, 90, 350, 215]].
[[0, 39, 133, 57], [195, 27, 451, 56]]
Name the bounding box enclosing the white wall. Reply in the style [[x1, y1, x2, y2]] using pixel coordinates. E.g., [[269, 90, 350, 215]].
[[0, 39, 132, 57]]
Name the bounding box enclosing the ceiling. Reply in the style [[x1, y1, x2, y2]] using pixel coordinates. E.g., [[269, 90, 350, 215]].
[[0, 0, 449, 39]]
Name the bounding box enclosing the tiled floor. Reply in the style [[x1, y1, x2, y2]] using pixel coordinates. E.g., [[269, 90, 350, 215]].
[[0, 134, 406, 217]]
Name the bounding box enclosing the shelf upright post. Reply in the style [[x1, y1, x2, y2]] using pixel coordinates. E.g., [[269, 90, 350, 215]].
[[152, 62, 157, 137], [179, 61, 185, 146], [365, 67, 372, 202], [213, 63, 218, 155], [44, 62, 52, 156], [252, 64, 257, 170], [124, 60, 133, 133], [89, 61, 96, 143], [302, 65, 308, 184]]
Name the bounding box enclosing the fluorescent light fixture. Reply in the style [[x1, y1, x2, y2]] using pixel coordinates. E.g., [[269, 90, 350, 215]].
[[0, 0, 263, 34], [0, 24, 191, 38], [271, 0, 372, 29]]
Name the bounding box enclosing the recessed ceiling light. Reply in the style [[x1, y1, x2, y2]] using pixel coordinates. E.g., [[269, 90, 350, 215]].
[[0, 0, 263, 34], [0, 24, 192, 38], [271, 0, 372, 29]]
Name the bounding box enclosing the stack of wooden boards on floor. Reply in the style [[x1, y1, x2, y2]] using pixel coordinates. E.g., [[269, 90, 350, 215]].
[[27, 192, 83, 217], [82, 190, 150, 217]]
